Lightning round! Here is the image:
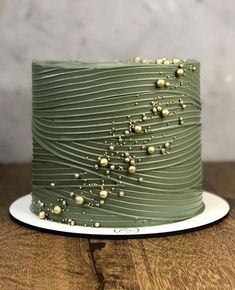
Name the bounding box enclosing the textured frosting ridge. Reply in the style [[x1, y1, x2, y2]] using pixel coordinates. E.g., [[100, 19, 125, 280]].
[[31, 58, 204, 227]]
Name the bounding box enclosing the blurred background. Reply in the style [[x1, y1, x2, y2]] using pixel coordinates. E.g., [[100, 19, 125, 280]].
[[0, 0, 234, 163]]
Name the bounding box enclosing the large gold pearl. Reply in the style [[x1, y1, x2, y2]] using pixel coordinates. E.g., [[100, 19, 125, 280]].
[[75, 195, 84, 205], [100, 190, 108, 199], [161, 109, 170, 117], [128, 165, 136, 174], [176, 68, 184, 77], [147, 146, 155, 154], [99, 157, 108, 167], [134, 125, 142, 134], [39, 211, 46, 219], [155, 79, 166, 88], [53, 206, 62, 215]]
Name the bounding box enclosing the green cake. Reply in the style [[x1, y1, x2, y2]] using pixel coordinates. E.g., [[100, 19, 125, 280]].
[[31, 57, 204, 228]]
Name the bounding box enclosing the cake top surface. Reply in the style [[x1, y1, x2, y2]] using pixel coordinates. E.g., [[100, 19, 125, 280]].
[[32, 58, 199, 69]]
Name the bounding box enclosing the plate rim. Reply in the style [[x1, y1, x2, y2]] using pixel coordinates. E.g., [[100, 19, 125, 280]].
[[9, 191, 230, 236]]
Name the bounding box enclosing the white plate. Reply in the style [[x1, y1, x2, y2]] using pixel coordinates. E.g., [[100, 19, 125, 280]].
[[9, 191, 230, 236]]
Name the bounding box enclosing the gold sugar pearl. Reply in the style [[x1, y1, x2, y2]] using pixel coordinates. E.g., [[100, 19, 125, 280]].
[[39, 211, 46, 219], [138, 177, 144, 183], [155, 59, 163, 64], [125, 157, 130, 163], [110, 165, 115, 170], [109, 145, 115, 151], [147, 146, 155, 154], [134, 125, 142, 134], [161, 109, 170, 117], [128, 165, 136, 174], [155, 79, 166, 88], [182, 104, 186, 109], [134, 56, 141, 63], [95, 222, 100, 228], [50, 182, 55, 187], [74, 173, 80, 179], [75, 195, 84, 205], [100, 190, 108, 199], [165, 82, 170, 87], [152, 107, 157, 113], [164, 142, 170, 148], [70, 221, 75, 226], [70, 192, 75, 197], [176, 68, 184, 77], [160, 148, 166, 155], [119, 191, 125, 197], [157, 106, 162, 112], [99, 157, 108, 167], [172, 58, 181, 64], [163, 60, 171, 65], [130, 159, 135, 165], [53, 206, 62, 215]]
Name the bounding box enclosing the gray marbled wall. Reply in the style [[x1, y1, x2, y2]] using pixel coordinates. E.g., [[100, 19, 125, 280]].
[[0, 0, 234, 163]]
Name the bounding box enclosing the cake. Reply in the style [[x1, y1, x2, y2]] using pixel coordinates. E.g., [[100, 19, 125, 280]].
[[31, 57, 204, 228]]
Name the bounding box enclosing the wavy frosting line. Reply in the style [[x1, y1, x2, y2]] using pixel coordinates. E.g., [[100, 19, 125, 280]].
[[31, 59, 204, 227]]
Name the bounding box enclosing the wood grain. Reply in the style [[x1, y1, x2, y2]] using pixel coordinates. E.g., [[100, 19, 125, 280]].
[[0, 163, 234, 290]]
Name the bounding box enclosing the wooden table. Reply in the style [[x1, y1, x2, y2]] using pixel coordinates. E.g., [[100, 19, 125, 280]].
[[0, 163, 234, 290]]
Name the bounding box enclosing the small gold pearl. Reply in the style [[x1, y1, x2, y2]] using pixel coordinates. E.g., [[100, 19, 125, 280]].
[[157, 106, 162, 112], [142, 59, 149, 64], [70, 192, 75, 197], [110, 165, 115, 170], [134, 125, 142, 134], [165, 82, 170, 87], [192, 66, 196, 71], [109, 145, 114, 151], [125, 157, 130, 163], [160, 148, 166, 154], [155, 58, 163, 64], [38, 201, 44, 207], [155, 79, 166, 88], [152, 107, 157, 113], [128, 165, 136, 174], [119, 191, 125, 197], [99, 157, 108, 167], [138, 177, 144, 182], [100, 190, 108, 199], [50, 182, 55, 187], [95, 222, 100, 228], [75, 195, 84, 205], [53, 206, 62, 215], [176, 68, 184, 77], [147, 146, 155, 154], [134, 56, 141, 63], [163, 60, 171, 65], [130, 159, 135, 165], [182, 104, 186, 109], [161, 109, 170, 117], [125, 130, 130, 135], [70, 221, 75, 226], [164, 142, 170, 148], [74, 173, 80, 179], [172, 58, 181, 64], [39, 211, 46, 219], [125, 152, 129, 157]]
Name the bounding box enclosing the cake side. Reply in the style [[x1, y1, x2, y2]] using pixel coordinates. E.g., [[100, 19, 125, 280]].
[[31, 57, 204, 227]]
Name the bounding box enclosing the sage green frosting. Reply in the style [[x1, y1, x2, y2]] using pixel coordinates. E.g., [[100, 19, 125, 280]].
[[31, 59, 204, 228]]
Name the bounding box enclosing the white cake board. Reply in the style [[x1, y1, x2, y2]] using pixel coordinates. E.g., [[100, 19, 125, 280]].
[[9, 191, 229, 236]]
